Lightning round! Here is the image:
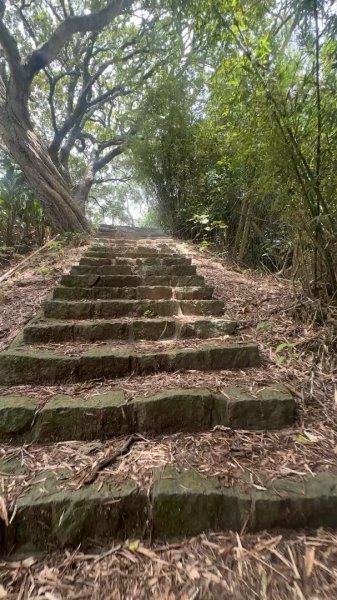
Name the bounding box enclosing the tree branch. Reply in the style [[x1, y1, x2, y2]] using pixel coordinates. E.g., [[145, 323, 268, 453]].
[[25, 0, 133, 81], [0, 15, 23, 82], [95, 176, 131, 184]]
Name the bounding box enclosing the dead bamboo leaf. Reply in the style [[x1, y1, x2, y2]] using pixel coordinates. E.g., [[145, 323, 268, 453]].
[[0, 496, 8, 526], [188, 567, 200, 581], [0, 585, 7, 599], [304, 546, 315, 578]]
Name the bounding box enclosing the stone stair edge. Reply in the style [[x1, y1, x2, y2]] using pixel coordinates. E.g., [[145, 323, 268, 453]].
[[1, 465, 336, 554], [0, 342, 261, 384], [0, 384, 296, 442], [22, 317, 237, 344], [42, 299, 226, 320]]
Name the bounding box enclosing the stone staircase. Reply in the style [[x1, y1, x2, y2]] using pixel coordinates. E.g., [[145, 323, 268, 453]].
[[0, 225, 336, 555]]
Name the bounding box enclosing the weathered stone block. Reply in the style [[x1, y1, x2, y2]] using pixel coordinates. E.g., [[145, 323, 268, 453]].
[[152, 467, 248, 538], [53, 287, 138, 301], [175, 287, 214, 300], [0, 396, 37, 435], [0, 351, 77, 385], [172, 275, 205, 287], [136, 286, 173, 300], [227, 384, 296, 430], [34, 391, 130, 442], [180, 300, 224, 317], [44, 300, 179, 320], [24, 321, 75, 343], [134, 388, 214, 433], [180, 319, 237, 339], [74, 321, 129, 341], [78, 348, 132, 379], [131, 319, 176, 340], [255, 384, 297, 429], [5, 475, 146, 552], [68, 265, 132, 276], [80, 257, 112, 266], [140, 265, 197, 277]]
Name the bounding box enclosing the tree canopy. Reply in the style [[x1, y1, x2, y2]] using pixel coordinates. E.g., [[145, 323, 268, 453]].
[[0, 0, 187, 231], [0, 0, 337, 301]]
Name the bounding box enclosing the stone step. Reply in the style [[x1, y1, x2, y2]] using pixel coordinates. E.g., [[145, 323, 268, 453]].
[[89, 244, 176, 253], [2, 465, 335, 553], [95, 231, 170, 239], [84, 250, 179, 258], [66, 271, 143, 284], [63, 272, 205, 286], [69, 264, 136, 281], [53, 286, 172, 301], [79, 258, 197, 276], [0, 342, 260, 384], [0, 385, 296, 443], [96, 231, 169, 237], [98, 226, 167, 235], [52, 286, 214, 301], [92, 236, 177, 248], [82, 253, 179, 262], [94, 237, 174, 244], [43, 299, 225, 320], [23, 317, 237, 343], [84, 253, 191, 266]]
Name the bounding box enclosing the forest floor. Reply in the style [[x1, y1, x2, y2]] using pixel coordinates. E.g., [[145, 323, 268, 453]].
[[0, 239, 337, 599]]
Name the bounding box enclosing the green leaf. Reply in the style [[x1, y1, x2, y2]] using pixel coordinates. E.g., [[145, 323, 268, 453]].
[[256, 321, 272, 332], [275, 342, 295, 354]]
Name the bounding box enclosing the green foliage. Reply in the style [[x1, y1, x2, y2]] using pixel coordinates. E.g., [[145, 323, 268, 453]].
[[0, 157, 47, 251], [130, 0, 337, 302], [275, 342, 298, 365], [256, 321, 273, 332]]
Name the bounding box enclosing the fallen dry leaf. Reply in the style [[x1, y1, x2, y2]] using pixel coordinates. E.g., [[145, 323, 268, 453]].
[[304, 546, 315, 578], [0, 496, 8, 527], [0, 585, 7, 599]]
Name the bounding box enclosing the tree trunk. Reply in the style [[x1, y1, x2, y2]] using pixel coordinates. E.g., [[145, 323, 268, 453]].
[[74, 165, 95, 211], [238, 196, 253, 262], [0, 78, 90, 234]]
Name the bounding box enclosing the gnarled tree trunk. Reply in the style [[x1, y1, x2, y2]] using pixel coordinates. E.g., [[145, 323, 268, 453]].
[[74, 165, 95, 211], [0, 78, 90, 233]]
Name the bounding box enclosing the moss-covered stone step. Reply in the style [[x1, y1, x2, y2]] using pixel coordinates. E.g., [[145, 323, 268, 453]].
[[138, 265, 197, 277], [0, 342, 260, 384], [23, 317, 236, 343], [137, 256, 190, 266], [2, 466, 337, 553], [66, 272, 143, 284], [96, 231, 170, 239], [79, 259, 197, 276], [91, 245, 176, 254], [43, 299, 225, 320], [1, 473, 146, 554], [66, 271, 205, 287], [52, 286, 174, 301], [151, 467, 337, 539], [52, 286, 214, 301], [0, 385, 296, 443], [74, 265, 137, 275], [84, 249, 183, 257], [80, 252, 181, 263], [83, 249, 180, 258]]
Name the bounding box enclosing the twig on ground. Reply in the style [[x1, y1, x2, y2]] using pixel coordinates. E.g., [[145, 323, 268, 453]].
[[82, 433, 149, 485]]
